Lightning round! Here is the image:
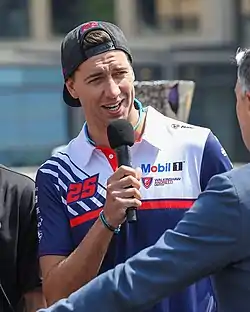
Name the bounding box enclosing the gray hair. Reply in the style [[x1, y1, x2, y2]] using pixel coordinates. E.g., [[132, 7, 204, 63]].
[[236, 48, 250, 93]]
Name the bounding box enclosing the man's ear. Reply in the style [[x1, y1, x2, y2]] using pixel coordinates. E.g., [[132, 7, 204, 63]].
[[65, 78, 78, 99]]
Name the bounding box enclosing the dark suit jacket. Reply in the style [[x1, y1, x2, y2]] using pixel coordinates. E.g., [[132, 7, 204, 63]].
[[40, 164, 250, 312]]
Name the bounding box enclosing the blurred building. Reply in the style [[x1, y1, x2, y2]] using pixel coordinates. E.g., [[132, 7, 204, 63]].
[[0, 0, 249, 166]]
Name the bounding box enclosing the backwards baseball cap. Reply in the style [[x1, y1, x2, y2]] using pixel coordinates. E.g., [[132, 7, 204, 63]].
[[61, 21, 133, 107]]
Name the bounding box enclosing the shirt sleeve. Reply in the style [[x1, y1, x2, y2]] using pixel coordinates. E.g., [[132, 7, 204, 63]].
[[36, 168, 74, 257], [49, 172, 243, 312], [17, 178, 42, 295], [200, 132, 233, 191]]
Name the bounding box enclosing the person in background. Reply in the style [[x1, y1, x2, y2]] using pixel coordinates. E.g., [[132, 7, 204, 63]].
[[0, 165, 45, 312]]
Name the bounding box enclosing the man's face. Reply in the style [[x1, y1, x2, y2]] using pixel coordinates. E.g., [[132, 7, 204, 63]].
[[66, 50, 137, 134], [235, 80, 250, 151]]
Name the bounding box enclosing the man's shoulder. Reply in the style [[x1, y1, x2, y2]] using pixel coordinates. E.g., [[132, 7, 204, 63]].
[[207, 164, 250, 207], [36, 141, 76, 186], [0, 164, 34, 191], [38, 141, 72, 172], [148, 106, 211, 142], [223, 163, 250, 181], [223, 164, 250, 197]]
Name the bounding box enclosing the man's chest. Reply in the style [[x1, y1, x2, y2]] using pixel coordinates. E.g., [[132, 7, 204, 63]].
[[54, 147, 202, 250], [57, 146, 202, 219]]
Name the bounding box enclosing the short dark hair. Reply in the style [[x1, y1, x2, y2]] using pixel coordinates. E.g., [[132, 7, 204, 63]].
[[83, 29, 112, 48]]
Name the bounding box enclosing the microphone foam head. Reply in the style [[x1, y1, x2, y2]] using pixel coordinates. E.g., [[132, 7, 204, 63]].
[[107, 119, 135, 149]]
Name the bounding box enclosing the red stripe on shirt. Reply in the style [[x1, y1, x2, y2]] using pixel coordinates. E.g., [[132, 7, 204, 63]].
[[70, 208, 102, 227], [140, 199, 195, 210], [69, 199, 195, 228]]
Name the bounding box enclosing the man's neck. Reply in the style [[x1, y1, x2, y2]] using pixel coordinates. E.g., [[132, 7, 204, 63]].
[[134, 110, 147, 142], [87, 111, 147, 148]]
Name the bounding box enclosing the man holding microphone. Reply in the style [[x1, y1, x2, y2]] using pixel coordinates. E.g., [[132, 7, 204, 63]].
[[36, 20, 232, 312], [39, 47, 250, 312]]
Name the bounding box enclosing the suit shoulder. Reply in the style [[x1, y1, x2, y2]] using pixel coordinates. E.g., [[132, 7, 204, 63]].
[[228, 163, 250, 181], [223, 164, 250, 182], [218, 164, 250, 204], [0, 164, 35, 191]]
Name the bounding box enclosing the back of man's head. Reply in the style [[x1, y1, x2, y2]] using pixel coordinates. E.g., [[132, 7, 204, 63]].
[[236, 48, 250, 93]]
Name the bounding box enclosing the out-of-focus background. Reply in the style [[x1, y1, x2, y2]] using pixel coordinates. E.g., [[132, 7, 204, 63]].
[[0, 0, 249, 179]]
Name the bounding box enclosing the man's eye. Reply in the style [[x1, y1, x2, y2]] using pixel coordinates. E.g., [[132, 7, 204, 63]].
[[89, 77, 101, 83], [114, 71, 127, 77]]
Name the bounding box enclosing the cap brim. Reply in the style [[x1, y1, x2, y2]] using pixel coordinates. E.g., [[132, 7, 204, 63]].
[[63, 84, 81, 107]]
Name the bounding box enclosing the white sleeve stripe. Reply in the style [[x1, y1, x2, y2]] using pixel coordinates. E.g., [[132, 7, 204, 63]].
[[91, 196, 104, 208], [40, 168, 58, 178], [61, 197, 79, 216], [54, 184, 60, 191], [54, 154, 88, 179], [78, 201, 92, 211], [57, 153, 107, 191], [44, 160, 75, 183], [40, 159, 106, 213]]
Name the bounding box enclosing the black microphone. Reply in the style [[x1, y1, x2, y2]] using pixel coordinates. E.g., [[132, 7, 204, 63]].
[[107, 119, 137, 223]]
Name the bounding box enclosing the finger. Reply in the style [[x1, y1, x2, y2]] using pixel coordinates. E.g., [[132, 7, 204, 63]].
[[116, 197, 142, 208], [135, 167, 142, 180], [112, 188, 142, 200], [114, 175, 141, 189], [110, 165, 138, 181]]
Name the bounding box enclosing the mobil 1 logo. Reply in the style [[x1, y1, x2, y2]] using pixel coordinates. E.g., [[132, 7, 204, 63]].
[[141, 161, 184, 174]]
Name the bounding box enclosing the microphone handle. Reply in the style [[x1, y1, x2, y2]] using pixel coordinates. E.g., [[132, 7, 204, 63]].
[[115, 145, 137, 223]]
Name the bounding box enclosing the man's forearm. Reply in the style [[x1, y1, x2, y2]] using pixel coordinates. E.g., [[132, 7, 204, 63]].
[[43, 218, 114, 306]]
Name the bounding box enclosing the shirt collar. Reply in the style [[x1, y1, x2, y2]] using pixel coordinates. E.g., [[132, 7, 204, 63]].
[[140, 106, 170, 150], [70, 105, 169, 168], [70, 126, 96, 168]]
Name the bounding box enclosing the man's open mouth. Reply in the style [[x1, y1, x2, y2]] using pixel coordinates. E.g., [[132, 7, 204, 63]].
[[102, 100, 123, 112]]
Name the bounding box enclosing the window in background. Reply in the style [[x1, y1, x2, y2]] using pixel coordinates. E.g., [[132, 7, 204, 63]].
[[136, 0, 201, 34], [178, 63, 248, 163], [0, 65, 68, 167], [241, 0, 250, 45], [51, 0, 115, 35], [241, 0, 250, 14], [0, 0, 30, 38], [136, 0, 158, 30], [133, 64, 163, 80]]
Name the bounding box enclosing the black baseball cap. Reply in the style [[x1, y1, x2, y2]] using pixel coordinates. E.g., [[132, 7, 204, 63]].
[[61, 21, 133, 107]]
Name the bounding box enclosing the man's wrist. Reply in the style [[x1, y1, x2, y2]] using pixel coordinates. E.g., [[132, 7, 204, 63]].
[[99, 210, 121, 234]]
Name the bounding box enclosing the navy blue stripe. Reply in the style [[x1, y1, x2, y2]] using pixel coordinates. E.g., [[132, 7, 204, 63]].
[[51, 156, 85, 182], [95, 192, 106, 205], [38, 167, 58, 185], [200, 132, 233, 192], [41, 163, 69, 190]]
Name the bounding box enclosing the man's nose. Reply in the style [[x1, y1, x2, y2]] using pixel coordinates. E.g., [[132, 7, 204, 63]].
[[104, 78, 121, 99]]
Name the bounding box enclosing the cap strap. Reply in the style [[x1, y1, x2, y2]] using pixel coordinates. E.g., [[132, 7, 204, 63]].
[[85, 42, 115, 58]]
